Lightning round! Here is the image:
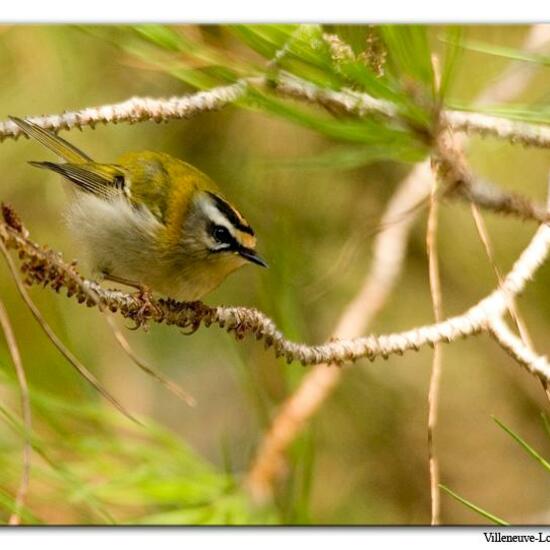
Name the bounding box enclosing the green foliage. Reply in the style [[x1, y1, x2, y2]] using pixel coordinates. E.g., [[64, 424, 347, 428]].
[[87, 23, 443, 167], [444, 30, 550, 124], [492, 416, 550, 473], [233, 23, 437, 129], [438, 26, 464, 102], [441, 415, 550, 524], [449, 36, 550, 67], [0, 370, 275, 525], [439, 485, 508, 525], [379, 26, 435, 92], [267, 143, 422, 171]]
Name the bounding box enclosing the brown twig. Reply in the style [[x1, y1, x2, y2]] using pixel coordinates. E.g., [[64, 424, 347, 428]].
[[470, 204, 533, 348], [426, 173, 443, 526], [454, 176, 549, 224], [0, 299, 31, 525], [470, 204, 550, 403], [0, 69, 548, 148], [489, 317, 550, 383], [432, 131, 549, 224], [1, 203, 550, 376]]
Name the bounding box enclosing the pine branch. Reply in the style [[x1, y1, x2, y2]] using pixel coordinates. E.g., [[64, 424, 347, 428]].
[[1, 74, 549, 149], [1, 199, 549, 378]]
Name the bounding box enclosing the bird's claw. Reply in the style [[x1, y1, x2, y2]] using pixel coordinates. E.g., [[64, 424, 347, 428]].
[[131, 284, 162, 329]]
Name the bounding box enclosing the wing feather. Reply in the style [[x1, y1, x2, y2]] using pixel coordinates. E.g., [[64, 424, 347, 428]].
[[10, 116, 92, 164], [29, 161, 127, 201], [10, 117, 129, 201]]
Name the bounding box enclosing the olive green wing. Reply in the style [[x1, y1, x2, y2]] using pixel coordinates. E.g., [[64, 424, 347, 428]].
[[29, 161, 128, 202], [10, 116, 92, 164], [115, 151, 221, 223]]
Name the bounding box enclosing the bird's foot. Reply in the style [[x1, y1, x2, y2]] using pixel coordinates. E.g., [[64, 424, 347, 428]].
[[102, 273, 161, 329], [131, 284, 162, 329]]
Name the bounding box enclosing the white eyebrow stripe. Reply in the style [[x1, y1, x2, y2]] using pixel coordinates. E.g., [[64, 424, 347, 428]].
[[200, 196, 237, 237]]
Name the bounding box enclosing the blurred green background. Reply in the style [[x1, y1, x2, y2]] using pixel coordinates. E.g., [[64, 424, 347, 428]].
[[0, 24, 549, 525]]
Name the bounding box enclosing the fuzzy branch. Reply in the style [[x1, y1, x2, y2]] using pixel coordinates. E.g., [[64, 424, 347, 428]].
[[1, 195, 550, 379], [0, 82, 248, 140], [1, 74, 549, 150], [489, 317, 550, 382], [443, 110, 550, 149], [433, 132, 549, 224], [1, 73, 547, 227]]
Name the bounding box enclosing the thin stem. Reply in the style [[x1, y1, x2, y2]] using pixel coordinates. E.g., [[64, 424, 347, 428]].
[[0, 239, 139, 425], [470, 204, 534, 349], [0, 299, 31, 525], [105, 314, 196, 407], [468, 202, 550, 401], [489, 317, 550, 382], [2, 206, 550, 374], [426, 176, 443, 526], [0, 73, 548, 149]]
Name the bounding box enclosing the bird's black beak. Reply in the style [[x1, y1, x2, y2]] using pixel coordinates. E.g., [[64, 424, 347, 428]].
[[238, 248, 269, 268]]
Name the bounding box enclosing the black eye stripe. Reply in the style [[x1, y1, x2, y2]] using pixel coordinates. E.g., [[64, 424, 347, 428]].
[[209, 223, 238, 252], [206, 192, 255, 236]]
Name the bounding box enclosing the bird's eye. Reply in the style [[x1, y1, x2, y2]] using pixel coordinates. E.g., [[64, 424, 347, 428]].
[[212, 225, 231, 244]]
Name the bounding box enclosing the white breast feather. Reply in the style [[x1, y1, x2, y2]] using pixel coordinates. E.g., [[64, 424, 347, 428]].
[[65, 194, 161, 280]]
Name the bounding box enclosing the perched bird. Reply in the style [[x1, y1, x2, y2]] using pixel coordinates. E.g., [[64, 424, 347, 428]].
[[11, 117, 267, 301]]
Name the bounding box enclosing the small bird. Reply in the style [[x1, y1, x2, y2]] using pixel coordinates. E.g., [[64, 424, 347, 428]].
[[11, 117, 267, 301]]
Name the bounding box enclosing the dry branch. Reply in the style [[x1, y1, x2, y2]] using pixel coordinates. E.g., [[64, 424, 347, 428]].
[[0, 73, 549, 150], [0, 82, 248, 140], [2, 202, 550, 378], [432, 130, 549, 223], [426, 175, 443, 526], [471, 202, 535, 339], [443, 110, 550, 149], [489, 317, 550, 382], [1, 72, 547, 228]]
